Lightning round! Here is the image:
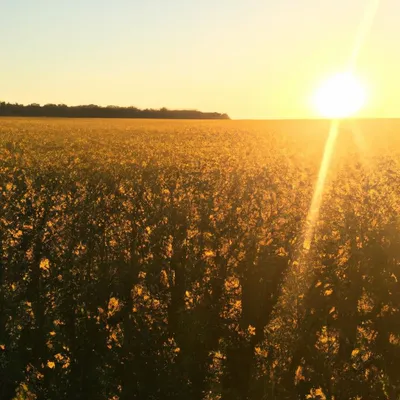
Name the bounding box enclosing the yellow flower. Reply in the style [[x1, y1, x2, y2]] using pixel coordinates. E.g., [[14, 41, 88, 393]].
[[40, 258, 50, 271], [248, 325, 256, 336]]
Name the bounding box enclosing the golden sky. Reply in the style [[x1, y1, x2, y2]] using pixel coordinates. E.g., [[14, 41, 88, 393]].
[[1, 0, 398, 118]]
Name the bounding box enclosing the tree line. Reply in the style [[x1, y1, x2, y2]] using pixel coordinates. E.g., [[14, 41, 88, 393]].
[[0, 102, 230, 119]]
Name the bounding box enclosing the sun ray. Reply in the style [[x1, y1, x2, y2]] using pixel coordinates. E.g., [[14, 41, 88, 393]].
[[270, 0, 382, 353], [303, 120, 340, 250], [306, 0, 380, 251], [349, 0, 381, 71], [350, 120, 371, 164]]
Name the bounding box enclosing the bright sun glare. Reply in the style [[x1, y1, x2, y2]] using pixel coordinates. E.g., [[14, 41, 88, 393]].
[[313, 72, 367, 118]]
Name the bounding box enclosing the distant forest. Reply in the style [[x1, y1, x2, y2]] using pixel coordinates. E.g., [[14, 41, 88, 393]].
[[0, 102, 230, 119]]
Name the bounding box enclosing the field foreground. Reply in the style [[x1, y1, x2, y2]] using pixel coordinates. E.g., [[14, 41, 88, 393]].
[[1, 118, 400, 399]]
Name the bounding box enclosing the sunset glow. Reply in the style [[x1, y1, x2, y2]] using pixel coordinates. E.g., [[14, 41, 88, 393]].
[[313, 73, 367, 118]]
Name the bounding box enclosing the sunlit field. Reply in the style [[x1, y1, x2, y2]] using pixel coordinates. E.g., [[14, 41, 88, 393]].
[[2, 117, 400, 400]]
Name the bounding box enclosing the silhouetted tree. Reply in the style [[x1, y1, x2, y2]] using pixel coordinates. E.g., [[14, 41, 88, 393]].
[[0, 102, 230, 119]]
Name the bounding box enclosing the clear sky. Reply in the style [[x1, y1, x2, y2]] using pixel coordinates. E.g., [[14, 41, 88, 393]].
[[1, 0, 399, 118]]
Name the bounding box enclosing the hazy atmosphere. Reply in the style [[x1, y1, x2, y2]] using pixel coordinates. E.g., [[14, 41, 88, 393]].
[[2, 0, 399, 118], [3, 2, 400, 400]]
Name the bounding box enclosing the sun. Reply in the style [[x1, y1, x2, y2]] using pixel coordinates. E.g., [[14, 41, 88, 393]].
[[312, 72, 367, 118]]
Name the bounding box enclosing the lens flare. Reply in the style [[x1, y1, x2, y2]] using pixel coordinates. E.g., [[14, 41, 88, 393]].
[[303, 120, 339, 250], [272, 0, 381, 359]]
